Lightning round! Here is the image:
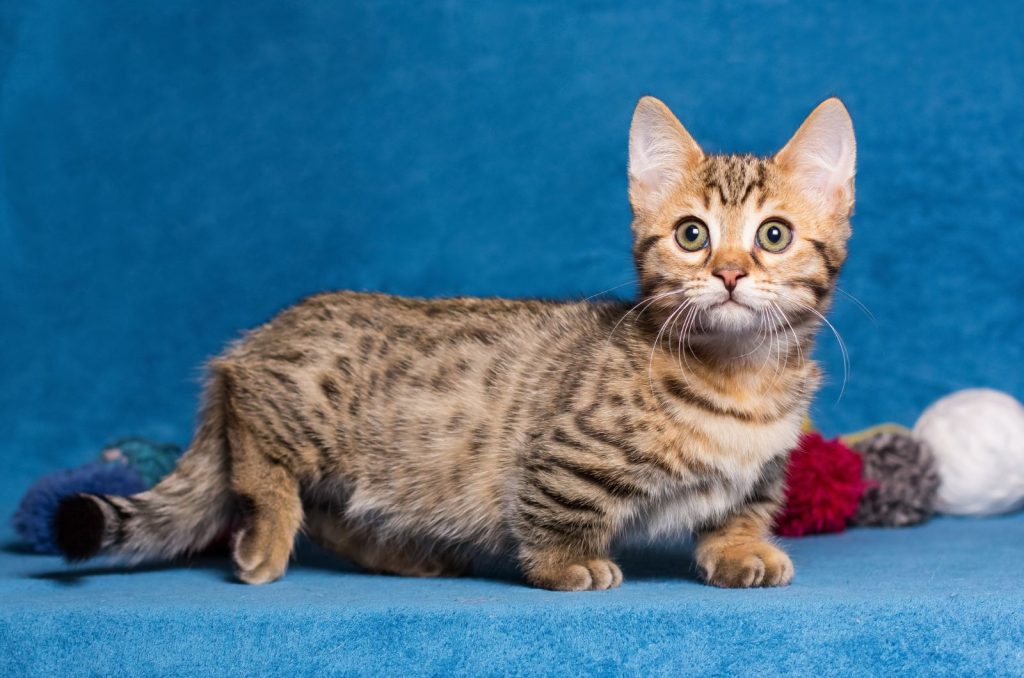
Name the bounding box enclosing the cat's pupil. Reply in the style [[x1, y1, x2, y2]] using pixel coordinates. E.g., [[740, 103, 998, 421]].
[[767, 226, 781, 243], [685, 225, 700, 241]]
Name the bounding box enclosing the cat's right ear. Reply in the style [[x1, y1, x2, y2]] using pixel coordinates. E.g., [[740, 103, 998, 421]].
[[628, 97, 703, 215]]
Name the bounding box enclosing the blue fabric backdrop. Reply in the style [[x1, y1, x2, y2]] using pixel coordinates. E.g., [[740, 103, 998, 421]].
[[2, 0, 1023, 513], [1, 1, 1023, 674]]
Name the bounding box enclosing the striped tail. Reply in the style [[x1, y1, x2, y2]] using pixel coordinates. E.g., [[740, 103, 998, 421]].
[[53, 377, 235, 563]]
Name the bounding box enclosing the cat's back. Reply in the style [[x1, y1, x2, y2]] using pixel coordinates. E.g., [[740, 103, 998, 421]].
[[224, 290, 628, 363], [214, 291, 635, 439]]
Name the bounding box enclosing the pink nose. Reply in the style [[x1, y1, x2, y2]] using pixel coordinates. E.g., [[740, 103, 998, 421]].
[[714, 267, 748, 292]]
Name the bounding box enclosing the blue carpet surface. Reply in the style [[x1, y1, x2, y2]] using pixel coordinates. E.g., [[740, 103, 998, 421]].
[[2, 0, 1023, 674], [2, 516, 1023, 676]]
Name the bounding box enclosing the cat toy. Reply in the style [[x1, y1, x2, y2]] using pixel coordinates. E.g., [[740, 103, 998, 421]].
[[914, 388, 1024, 516], [11, 438, 182, 554], [775, 425, 938, 536], [776, 388, 1024, 537]]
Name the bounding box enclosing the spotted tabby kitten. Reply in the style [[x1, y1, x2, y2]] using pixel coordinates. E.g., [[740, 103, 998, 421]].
[[55, 97, 855, 590]]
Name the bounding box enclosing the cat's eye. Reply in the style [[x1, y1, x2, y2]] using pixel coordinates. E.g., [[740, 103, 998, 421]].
[[756, 219, 793, 252], [674, 218, 709, 252]]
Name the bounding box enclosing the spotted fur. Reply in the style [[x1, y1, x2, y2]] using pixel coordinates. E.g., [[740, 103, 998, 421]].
[[53, 96, 855, 590]]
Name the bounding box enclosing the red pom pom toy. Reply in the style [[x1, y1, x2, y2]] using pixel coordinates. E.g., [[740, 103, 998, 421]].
[[775, 432, 866, 537]]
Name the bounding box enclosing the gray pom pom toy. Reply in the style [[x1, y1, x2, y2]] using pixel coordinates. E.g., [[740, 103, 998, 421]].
[[846, 426, 940, 528]]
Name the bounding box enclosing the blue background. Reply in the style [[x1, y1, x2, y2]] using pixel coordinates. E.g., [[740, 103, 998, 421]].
[[3, 0, 1023, 518], [3, 2, 1024, 674], [1, 1, 1022, 524]]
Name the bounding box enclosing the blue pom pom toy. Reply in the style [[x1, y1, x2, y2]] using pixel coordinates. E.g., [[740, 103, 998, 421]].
[[11, 438, 182, 554]]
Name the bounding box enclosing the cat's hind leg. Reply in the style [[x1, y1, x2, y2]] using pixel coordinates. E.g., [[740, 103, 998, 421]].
[[226, 408, 304, 585]]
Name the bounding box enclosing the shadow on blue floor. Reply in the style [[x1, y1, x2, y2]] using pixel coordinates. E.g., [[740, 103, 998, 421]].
[[11, 537, 705, 587]]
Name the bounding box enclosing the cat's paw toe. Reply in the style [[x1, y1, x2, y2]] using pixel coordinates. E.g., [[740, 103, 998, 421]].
[[526, 557, 623, 591], [236, 558, 287, 585], [586, 558, 624, 590], [697, 541, 793, 588]]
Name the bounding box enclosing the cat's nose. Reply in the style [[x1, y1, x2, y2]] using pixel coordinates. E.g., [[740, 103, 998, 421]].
[[713, 266, 748, 292]]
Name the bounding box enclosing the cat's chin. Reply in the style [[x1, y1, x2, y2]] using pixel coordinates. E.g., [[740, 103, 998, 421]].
[[704, 300, 759, 333]]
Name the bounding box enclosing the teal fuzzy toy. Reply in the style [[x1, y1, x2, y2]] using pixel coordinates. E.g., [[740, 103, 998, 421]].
[[97, 438, 182, 486], [11, 438, 182, 554]]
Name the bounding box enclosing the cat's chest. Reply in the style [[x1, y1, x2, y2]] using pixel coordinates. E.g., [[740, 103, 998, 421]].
[[649, 399, 804, 478], [635, 360, 810, 479], [626, 409, 802, 538]]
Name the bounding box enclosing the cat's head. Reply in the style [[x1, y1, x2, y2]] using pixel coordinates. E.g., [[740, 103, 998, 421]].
[[628, 96, 855, 343]]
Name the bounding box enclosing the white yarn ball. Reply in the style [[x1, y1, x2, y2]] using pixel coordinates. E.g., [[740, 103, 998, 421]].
[[913, 388, 1024, 516]]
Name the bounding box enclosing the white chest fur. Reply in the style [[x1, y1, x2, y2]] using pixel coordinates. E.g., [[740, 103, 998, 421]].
[[635, 465, 764, 540]]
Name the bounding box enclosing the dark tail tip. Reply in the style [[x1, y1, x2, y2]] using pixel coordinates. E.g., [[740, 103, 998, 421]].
[[53, 494, 106, 562]]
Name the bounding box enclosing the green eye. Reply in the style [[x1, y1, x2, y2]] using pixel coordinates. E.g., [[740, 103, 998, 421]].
[[756, 219, 793, 252], [674, 218, 709, 252]]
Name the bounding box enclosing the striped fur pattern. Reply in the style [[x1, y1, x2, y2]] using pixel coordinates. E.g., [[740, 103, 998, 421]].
[[54, 96, 856, 590]]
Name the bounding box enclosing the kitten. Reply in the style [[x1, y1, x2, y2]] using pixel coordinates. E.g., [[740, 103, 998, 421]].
[[54, 96, 855, 590]]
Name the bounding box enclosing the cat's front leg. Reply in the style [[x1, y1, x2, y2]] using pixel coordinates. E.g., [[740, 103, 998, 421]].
[[694, 503, 793, 588], [513, 476, 623, 591], [519, 545, 623, 592]]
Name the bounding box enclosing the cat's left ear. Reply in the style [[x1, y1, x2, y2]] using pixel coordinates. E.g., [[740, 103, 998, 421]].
[[775, 98, 856, 217]]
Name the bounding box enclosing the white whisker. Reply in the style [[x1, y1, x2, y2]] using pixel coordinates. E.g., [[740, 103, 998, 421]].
[[678, 304, 701, 372], [776, 290, 850, 404], [834, 286, 876, 323], [648, 300, 691, 395], [583, 279, 638, 302], [608, 287, 688, 341], [767, 304, 784, 383], [668, 302, 693, 376], [774, 300, 804, 369]]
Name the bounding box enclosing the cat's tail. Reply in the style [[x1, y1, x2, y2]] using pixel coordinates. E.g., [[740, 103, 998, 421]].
[[53, 375, 235, 563]]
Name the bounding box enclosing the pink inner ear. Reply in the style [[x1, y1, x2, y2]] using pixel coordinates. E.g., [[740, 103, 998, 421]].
[[633, 161, 678, 199], [801, 157, 845, 203]]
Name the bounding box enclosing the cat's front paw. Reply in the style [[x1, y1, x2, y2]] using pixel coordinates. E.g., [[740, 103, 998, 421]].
[[524, 557, 624, 591], [696, 540, 793, 588]]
